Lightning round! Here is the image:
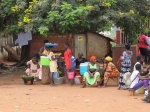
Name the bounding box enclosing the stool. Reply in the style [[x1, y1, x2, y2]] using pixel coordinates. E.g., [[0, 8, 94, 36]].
[[129, 90, 135, 96], [107, 77, 119, 86]]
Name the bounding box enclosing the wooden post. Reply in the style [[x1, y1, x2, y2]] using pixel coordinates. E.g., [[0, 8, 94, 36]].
[[41, 66, 50, 84]]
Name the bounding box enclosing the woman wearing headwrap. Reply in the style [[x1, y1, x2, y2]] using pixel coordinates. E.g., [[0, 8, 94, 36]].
[[102, 56, 120, 87], [82, 56, 100, 88], [118, 43, 133, 90]]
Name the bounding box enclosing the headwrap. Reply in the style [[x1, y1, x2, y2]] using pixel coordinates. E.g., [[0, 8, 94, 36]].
[[90, 56, 96, 62], [105, 56, 112, 62]]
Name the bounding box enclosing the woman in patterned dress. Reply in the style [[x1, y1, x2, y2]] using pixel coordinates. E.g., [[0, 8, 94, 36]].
[[102, 56, 120, 88], [118, 43, 133, 90]]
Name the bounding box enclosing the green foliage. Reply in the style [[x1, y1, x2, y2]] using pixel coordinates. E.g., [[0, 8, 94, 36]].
[[0, 0, 150, 40]]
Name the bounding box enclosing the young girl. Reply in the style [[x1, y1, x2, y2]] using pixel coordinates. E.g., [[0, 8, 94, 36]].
[[25, 54, 40, 81], [46, 46, 58, 86]]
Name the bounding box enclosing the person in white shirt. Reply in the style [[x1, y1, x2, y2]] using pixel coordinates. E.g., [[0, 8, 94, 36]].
[[129, 64, 150, 95]]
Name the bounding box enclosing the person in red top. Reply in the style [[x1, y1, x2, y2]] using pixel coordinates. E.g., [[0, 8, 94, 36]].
[[64, 42, 72, 85], [138, 34, 148, 64]]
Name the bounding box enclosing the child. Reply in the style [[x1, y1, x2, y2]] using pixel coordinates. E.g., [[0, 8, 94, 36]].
[[129, 64, 150, 96], [46, 46, 58, 86], [25, 54, 40, 81]]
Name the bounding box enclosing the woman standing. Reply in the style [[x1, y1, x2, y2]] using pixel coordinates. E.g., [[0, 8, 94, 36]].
[[118, 43, 133, 90], [64, 42, 72, 85]]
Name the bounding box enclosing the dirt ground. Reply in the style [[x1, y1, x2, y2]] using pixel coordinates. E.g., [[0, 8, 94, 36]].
[[0, 67, 150, 112]]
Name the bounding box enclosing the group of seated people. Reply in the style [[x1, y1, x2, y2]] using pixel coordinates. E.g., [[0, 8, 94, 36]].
[[81, 55, 119, 88], [24, 48, 150, 103]]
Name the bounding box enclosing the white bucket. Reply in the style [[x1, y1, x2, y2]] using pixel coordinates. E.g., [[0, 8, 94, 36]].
[[136, 86, 144, 94]]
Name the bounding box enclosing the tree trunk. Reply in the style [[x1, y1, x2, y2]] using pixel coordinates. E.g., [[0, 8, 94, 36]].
[[12, 45, 30, 67], [2, 45, 20, 61]]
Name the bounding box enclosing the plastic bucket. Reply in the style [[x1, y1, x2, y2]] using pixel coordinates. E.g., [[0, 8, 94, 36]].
[[67, 71, 75, 79], [54, 77, 64, 85], [53, 72, 58, 79], [74, 76, 82, 84], [136, 86, 144, 94]]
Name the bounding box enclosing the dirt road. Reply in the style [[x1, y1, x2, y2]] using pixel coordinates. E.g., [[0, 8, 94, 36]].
[[0, 69, 149, 112]]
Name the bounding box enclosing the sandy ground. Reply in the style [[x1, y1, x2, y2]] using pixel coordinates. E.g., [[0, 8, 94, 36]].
[[0, 68, 150, 112]]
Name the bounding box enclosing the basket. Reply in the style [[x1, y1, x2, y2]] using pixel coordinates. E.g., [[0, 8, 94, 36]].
[[22, 75, 34, 85], [67, 72, 75, 79], [54, 77, 64, 85]]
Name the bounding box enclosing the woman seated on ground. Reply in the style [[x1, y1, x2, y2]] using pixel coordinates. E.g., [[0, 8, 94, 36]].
[[129, 64, 150, 95], [25, 54, 40, 81], [102, 56, 120, 88], [75, 52, 87, 68], [82, 56, 100, 88]]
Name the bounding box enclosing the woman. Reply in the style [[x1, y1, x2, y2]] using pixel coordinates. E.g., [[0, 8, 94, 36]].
[[64, 42, 72, 85], [129, 64, 150, 96], [102, 56, 120, 88], [118, 43, 133, 90], [39, 40, 49, 56], [38, 40, 49, 80], [82, 56, 100, 88]]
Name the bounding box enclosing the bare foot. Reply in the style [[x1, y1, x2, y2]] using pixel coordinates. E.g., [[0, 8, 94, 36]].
[[50, 83, 55, 86], [101, 85, 106, 88], [98, 85, 101, 88], [82, 84, 86, 88]]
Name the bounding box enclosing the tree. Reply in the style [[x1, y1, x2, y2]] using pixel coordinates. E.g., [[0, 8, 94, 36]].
[[0, 0, 150, 65]]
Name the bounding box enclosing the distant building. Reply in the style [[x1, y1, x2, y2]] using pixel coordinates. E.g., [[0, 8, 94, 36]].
[[116, 18, 150, 44]]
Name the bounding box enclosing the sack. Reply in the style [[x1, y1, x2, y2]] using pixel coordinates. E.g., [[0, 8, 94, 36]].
[[123, 72, 132, 86]]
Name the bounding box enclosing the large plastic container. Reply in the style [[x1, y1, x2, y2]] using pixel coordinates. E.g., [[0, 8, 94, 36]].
[[40, 56, 50, 66], [80, 62, 89, 75]]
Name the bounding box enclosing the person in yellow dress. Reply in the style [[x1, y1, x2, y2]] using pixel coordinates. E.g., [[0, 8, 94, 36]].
[[102, 56, 120, 88], [46, 46, 58, 86]]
